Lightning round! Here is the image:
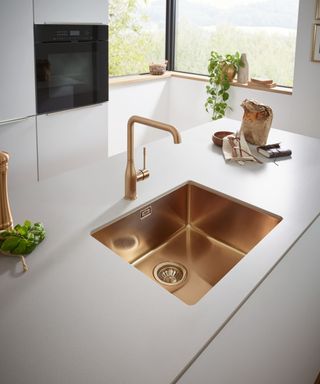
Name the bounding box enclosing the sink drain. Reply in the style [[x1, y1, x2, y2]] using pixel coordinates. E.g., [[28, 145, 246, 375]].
[[153, 262, 187, 286]]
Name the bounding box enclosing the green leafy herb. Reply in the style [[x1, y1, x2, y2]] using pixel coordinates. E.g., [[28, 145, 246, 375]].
[[0, 221, 45, 255]]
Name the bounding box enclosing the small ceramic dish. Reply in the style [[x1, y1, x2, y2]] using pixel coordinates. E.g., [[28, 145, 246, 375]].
[[212, 131, 234, 147], [149, 60, 168, 75]]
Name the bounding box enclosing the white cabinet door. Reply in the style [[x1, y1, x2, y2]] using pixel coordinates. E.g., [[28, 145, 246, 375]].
[[34, 0, 108, 24], [0, 0, 35, 122], [37, 103, 108, 180], [0, 117, 37, 189]]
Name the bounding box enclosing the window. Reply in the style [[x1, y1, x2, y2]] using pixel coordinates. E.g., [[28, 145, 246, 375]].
[[174, 0, 300, 86], [109, 0, 300, 87], [109, 0, 166, 76]]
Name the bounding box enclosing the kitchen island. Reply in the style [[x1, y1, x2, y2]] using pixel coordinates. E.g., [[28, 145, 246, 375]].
[[0, 118, 319, 384]]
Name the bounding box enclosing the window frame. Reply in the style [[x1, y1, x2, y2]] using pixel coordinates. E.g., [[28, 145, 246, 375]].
[[165, 0, 176, 71]]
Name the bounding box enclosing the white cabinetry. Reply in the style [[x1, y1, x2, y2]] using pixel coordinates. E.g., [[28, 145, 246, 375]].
[[34, 0, 108, 24], [0, 117, 37, 188], [0, 0, 35, 122], [37, 103, 108, 180]]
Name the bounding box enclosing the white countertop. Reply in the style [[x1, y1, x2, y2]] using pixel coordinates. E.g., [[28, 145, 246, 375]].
[[1, 118, 320, 384]]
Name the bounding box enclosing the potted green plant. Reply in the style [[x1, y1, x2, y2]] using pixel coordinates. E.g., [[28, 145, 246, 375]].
[[205, 51, 243, 120]]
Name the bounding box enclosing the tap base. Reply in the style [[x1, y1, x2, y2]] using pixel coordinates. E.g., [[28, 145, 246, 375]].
[[137, 169, 150, 182]]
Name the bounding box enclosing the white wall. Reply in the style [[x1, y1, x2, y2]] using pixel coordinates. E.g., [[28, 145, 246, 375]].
[[108, 77, 211, 156], [168, 78, 211, 130]]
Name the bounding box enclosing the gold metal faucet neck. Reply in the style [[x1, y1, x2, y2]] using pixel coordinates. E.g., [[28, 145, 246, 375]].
[[127, 115, 182, 144], [125, 116, 181, 200]]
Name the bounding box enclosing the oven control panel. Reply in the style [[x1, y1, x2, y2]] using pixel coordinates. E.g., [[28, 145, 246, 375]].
[[34, 25, 107, 43], [52, 29, 91, 41]]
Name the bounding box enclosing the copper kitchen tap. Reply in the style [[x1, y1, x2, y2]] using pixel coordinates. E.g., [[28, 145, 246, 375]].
[[125, 116, 181, 200], [0, 151, 13, 231]]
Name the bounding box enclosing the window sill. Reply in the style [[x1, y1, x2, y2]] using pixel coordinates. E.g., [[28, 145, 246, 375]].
[[171, 72, 293, 95], [109, 72, 171, 86], [109, 71, 292, 95], [231, 80, 292, 95]]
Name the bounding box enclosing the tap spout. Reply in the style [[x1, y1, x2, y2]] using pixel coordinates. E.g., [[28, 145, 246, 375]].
[[125, 115, 181, 200]]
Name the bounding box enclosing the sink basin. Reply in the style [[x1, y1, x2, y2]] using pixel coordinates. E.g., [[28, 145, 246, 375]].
[[92, 181, 281, 305]]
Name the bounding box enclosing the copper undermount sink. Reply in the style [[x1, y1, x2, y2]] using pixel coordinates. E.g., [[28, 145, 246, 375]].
[[92, 182, 281, 305]]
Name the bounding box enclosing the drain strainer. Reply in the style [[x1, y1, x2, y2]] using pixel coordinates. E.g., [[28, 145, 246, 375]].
[[153, 262, 187, 286]]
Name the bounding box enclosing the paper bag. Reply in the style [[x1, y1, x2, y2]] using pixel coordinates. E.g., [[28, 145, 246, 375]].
[[240, 99, 273, 146]]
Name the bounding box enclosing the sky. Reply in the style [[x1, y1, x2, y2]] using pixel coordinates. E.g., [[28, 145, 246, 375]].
[[186, 0, 266, 9]]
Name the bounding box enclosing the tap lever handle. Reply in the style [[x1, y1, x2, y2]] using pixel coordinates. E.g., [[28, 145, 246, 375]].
[[136, 146, 150, 182], [143, 147, 147, 170]]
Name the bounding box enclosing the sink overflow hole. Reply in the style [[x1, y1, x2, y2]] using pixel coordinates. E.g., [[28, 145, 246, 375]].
[[112, 236, 138, 250]]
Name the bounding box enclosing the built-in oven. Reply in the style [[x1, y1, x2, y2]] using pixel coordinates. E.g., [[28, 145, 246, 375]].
[[34, 24, 108, 114]]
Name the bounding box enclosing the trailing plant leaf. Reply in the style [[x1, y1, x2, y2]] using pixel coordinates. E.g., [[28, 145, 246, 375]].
[[205, 50, 243, 120], [222, 93, 229, 101]]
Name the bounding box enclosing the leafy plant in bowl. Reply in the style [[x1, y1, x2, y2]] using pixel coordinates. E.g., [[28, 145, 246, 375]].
[[0, 220, 46, 272], [205, 51, 243, 120]]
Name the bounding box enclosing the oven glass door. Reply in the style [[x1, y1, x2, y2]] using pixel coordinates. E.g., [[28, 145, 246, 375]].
[[35, 41, 107, 114]]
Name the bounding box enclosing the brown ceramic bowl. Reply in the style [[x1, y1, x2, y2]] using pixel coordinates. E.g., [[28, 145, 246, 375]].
[[212, 131, 234, 147]]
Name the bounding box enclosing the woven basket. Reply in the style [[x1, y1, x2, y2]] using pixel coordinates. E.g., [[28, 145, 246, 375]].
[[149, 61, 168, 75]]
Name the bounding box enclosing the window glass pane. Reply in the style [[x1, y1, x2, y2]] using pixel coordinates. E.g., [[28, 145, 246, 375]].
[[109, 0, 166, 76], [175, 0, 300, 86]]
